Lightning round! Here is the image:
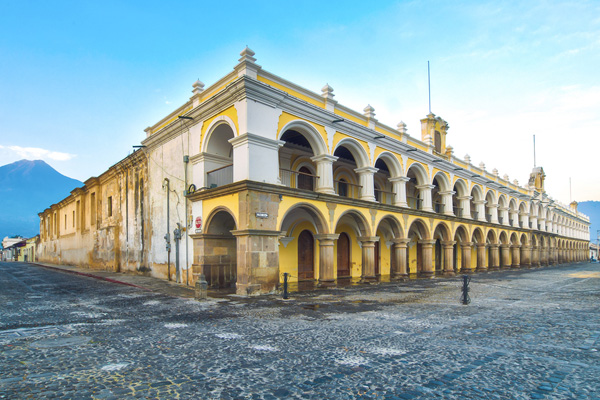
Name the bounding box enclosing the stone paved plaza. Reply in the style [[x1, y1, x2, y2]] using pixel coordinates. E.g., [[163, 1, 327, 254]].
[[1, 261, 599, 399]]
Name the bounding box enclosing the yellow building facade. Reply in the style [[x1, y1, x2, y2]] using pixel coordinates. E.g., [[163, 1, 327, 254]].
[[38, 48, 591, 294]]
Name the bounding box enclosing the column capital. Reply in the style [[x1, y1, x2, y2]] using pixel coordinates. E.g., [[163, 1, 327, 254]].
[[392, 238, 411, 245], [418, 239, 436, 246], [460, 241, 474, 248], [441, 240, 457, 246], [354, 166, 378, 175], [438, 191, 456, 196], [310, 154, 338, 164], [489, 243, 500, 248], [473, 199, 487, 205], [389, 176, 410, 183], [457, 196, 473, 201], [416, 184, 435, 191], [314, 233, 340, 242], [487, 203, 499, 209], [476, 243, 487, 249], [357, 236, 380, 243]]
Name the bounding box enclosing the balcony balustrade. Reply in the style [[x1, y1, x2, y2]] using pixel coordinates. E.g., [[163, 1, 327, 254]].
[[207, 164, 233, 188]]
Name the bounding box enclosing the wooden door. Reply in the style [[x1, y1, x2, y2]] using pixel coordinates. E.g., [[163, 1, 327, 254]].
[[298, 230, 314, 280], [435, 239, 442, 271], [417, 242, 423, 272], [374, 241, 380, 275], [337, 232, 350, 277], [298, 167, 313, 191]]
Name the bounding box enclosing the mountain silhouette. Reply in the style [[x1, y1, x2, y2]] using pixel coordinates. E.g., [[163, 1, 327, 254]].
[[0, 159, 82, 240]]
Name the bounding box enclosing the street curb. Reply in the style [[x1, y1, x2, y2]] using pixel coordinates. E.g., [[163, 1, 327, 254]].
[[31, 263, 152, 291]]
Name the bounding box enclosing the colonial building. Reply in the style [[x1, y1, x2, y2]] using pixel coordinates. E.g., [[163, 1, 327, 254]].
[[38, 48, 591, 294]]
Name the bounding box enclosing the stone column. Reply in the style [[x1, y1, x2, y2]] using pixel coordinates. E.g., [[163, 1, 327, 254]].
[[358, 236, 379, 282], [530, 216, 538, 230], [457, 196, 472, 219], [531, 246, 539, 267], [389, 177, 409, 207], [521, 246, 531, 267], [231, 229, 282, 295], [419, 239, 435, 277], [315, 234, 339, 286], [488, 204, 499, 224], [510, 210, 519, 228], [538, 217, 546, 232], [311, 154, 338, 195], [499, 207, 510, 226], [416, 185, 435, 212], [460, 242, 473, 273], [354, 167, 378, 202], [519, 212, 529, 229], [489, 244, 500, 270], [439, 191, 456, 216], [511, 245, 521, 267], [442, 241, 456, 275], [474, 200, 487, 222], [476, 244, 487, 271], [391, 238, 410, 279]]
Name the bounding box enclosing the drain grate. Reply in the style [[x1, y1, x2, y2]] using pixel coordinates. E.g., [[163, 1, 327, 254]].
[[0, 325, 71, 340]]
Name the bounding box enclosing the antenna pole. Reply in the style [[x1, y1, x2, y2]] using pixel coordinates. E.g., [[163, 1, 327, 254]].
[[533, 134, 536, 167], [428, 61, 431, 114]]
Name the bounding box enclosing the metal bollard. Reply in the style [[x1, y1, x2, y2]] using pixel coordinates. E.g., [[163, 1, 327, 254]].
[[460, 275, 471, 305], [283, 272, 289, 300], [195, 274, 208, 300]]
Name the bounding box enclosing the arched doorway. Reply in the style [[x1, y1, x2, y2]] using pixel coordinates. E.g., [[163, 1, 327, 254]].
[[297, 166, 314, 191], [374, 241, 380, 275], [337, 232, 351, 278], [297, 230, 315, 280], [201, 210, 237, 289]]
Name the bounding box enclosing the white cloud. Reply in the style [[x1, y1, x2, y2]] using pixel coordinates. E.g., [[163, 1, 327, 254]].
[[0, 145, 76, 161]]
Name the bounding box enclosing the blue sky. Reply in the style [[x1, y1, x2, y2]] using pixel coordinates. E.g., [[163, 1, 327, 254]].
[[1, 0, 598, 205]]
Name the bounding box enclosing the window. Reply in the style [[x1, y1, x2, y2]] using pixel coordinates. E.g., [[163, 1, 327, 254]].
[[338, 179, 348, 197], [434, 131, 442, 153], [90, 193, 96, 226], [64, 214, 67, 229], [72, 210, 75, 227], [108, 196, 113, 217]]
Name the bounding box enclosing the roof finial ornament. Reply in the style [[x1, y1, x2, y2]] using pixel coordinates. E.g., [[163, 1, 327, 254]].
[[464, 154, 471, 164], [396, 121, 407, 134], [363, 104, 375, 119], [192, 80, 205, 95], [321, 83, 334, 100], [239, 46, 257, 63]]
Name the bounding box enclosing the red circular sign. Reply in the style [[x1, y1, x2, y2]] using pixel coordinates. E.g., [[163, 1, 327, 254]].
[[195, 216, 202, 229]]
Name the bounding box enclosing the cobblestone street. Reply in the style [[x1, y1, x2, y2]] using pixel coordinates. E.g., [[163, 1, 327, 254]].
[[1, 262, 599, 400]]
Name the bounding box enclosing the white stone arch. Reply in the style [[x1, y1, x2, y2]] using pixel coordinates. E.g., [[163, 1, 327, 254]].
[[333, 137, 371, 168], [498, 194, 508, 209], [333, 165, 359, 186], [374, 151, 403, 177], [278, 120, 328, 156], [405, 161, 429, 184], [335, 209, 371, 238], [470, 184, 484, 202], [201, 116, 238, 154], [432, 171, 452, 192], [279, 203, 329, 238], [291, 158, 317, 176], [453, 178, 469, 197]]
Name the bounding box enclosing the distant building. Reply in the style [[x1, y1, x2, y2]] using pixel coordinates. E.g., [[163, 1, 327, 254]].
[[2, 236, 25, 261], [37, 48, 591, 294]]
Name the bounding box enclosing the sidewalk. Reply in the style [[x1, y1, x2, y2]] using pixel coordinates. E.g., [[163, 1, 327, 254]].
[[31, 262, 196, 298]]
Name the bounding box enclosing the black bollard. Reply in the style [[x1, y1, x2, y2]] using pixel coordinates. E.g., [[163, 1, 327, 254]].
[[460, 275, 471, 305], [283, 272, 289, 300]]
